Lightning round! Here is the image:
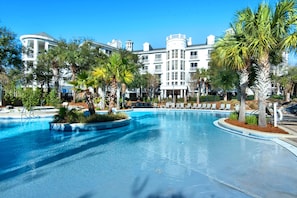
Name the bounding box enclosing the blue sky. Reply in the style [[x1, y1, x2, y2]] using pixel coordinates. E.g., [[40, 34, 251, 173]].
[[1, 0, 296, 64]]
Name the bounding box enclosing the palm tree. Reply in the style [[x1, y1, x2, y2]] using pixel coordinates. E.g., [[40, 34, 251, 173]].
[[192, 68, 208, 104], [209, 64, 239, 101], [238, 0, 297, 127], [93, 52, 135, 114], [211, 18, 252, 122]]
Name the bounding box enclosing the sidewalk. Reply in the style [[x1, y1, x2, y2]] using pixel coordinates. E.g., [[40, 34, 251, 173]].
[[0, 106, 58, 119]]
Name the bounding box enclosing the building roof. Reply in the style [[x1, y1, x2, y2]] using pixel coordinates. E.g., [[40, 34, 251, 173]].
[[34, 32, 56, 40]]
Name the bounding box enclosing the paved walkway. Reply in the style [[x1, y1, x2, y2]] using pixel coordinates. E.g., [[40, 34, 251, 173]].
[[278, 113, 297, 147]]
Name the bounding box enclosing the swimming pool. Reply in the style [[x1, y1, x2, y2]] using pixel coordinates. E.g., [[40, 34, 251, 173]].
[[0, 109, 296, 197]]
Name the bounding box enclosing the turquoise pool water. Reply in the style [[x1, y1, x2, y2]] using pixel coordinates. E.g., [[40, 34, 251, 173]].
[[0, 109, 296, 197]]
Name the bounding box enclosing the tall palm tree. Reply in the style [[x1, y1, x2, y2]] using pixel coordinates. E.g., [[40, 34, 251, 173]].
[[211, 24, 252, 122], [192, 68, 208, 104], [92, 52, 135, 114], [235, 0, 297, 127]]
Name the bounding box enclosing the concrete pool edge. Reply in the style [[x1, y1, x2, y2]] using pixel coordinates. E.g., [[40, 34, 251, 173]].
[[215, 118, 297, 157], [49, 117, 131, 132]]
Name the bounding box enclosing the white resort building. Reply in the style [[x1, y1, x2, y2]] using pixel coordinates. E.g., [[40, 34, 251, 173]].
[[133, 34, 215, 100], [20, 32, 215, 100], [20, 32, 288, 100]]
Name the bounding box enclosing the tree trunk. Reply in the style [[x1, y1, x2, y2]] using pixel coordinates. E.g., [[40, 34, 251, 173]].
[[223, 93, 227, 101], [238, 69, 249, 123], [71, 64, 77, 103], [256, 59, 270, 127], [286, 92, 291, 102], [108, 77, 117, 114], [196, 85, 200, 104]]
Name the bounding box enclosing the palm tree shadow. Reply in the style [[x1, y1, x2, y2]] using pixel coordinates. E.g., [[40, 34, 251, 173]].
[[131, 176, 186, 198]]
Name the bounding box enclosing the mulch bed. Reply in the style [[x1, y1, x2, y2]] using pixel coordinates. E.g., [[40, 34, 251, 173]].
[[225, 119, 288, 134]]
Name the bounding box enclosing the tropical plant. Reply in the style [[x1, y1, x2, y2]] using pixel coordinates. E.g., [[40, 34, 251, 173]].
[[20, 88, 41, 110], [191, 68, 209, 104], [229, 112, 239, 120], [92, 52, 137, 113], [237, 0, 297, 127], [52, 107, 128, 123], [209, 64, 239, 101], [245, 115, 258, 125], [0, 26, 23, 105], [211, 18, 253, 123], [46, 89, 61, 107], [0, 26, 22, 72]]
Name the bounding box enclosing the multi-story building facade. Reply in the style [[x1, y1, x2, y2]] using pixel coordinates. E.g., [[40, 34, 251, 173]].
[[20, 32, 57, 76], [133, 34, 215, 100], [20, 32, 215, 99]]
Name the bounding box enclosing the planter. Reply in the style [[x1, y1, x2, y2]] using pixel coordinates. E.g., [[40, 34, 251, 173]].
[[50, 117, 131, 132]]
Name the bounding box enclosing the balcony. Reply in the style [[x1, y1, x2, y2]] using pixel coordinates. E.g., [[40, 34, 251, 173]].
[[154, 69, 162, 73], [190, 67, 197, 72], [190, 55, 198, 60], [154, 58, 162, 62]]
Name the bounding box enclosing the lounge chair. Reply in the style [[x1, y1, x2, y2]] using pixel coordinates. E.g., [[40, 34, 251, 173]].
[[175, 103, 180, 109], [165, 102, 171, 108], [211, 103, 217, 110], [225, 103, 231, 110], [201, 103, 207, 109], [197, 103, 202, 109], [171, 103, 176, 108], [206, 103, 211, 109], [192, 103, 197, 109], [180, 103, 185, 109], [186, 103, 192, 109], [219, 103, 225, 110]]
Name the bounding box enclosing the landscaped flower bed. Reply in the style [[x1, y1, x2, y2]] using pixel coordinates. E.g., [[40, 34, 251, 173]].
[[50, 107, 130, 132]]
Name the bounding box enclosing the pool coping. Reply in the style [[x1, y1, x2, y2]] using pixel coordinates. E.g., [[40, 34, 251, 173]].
[[49, 117, 131, 132], [215, 118, 297, 157]]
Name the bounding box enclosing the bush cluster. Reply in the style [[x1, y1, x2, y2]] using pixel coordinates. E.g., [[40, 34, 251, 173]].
[[229, 112, 239, 120], [53, 107, 128, 124], [245, 115, 258, 125]]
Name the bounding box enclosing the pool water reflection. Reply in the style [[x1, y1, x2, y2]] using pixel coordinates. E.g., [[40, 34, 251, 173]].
[[0, 109, 296, 198]]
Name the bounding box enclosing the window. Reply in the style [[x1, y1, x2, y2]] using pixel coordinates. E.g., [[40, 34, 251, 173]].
[[171, 72, 178, 80], [190, 51, 197, 56], [167, 51, 170, 59], [167, 72, 170, 80], [180, 50, 185, 59], [191, 62, 198, 68], [155, 64, 162, 71], [142, 65, 148, 72], [155, 54, 162, 60], [141, 55, 149, 62], [208, 50, 212, 58], [171, 49, 178, 59], [27, 40, 34, 58], [167, 61, 170, 70], [180, 60, 185, 70], [190, 51, 198, 59], [180, 72, 185, 80], [171, 60, 178, 70], [175, 72, 178, 80]]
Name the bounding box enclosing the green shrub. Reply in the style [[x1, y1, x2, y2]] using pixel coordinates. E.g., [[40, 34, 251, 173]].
[[20, 88, 41, 110], [245, 115, 257, 125], [52, 107, 128, 123], [46, 89, 61, 107], [229, 112, 238, 120]]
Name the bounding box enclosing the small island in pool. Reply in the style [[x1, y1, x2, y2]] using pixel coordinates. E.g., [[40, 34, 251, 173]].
[[50, 107, 131, 132]]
